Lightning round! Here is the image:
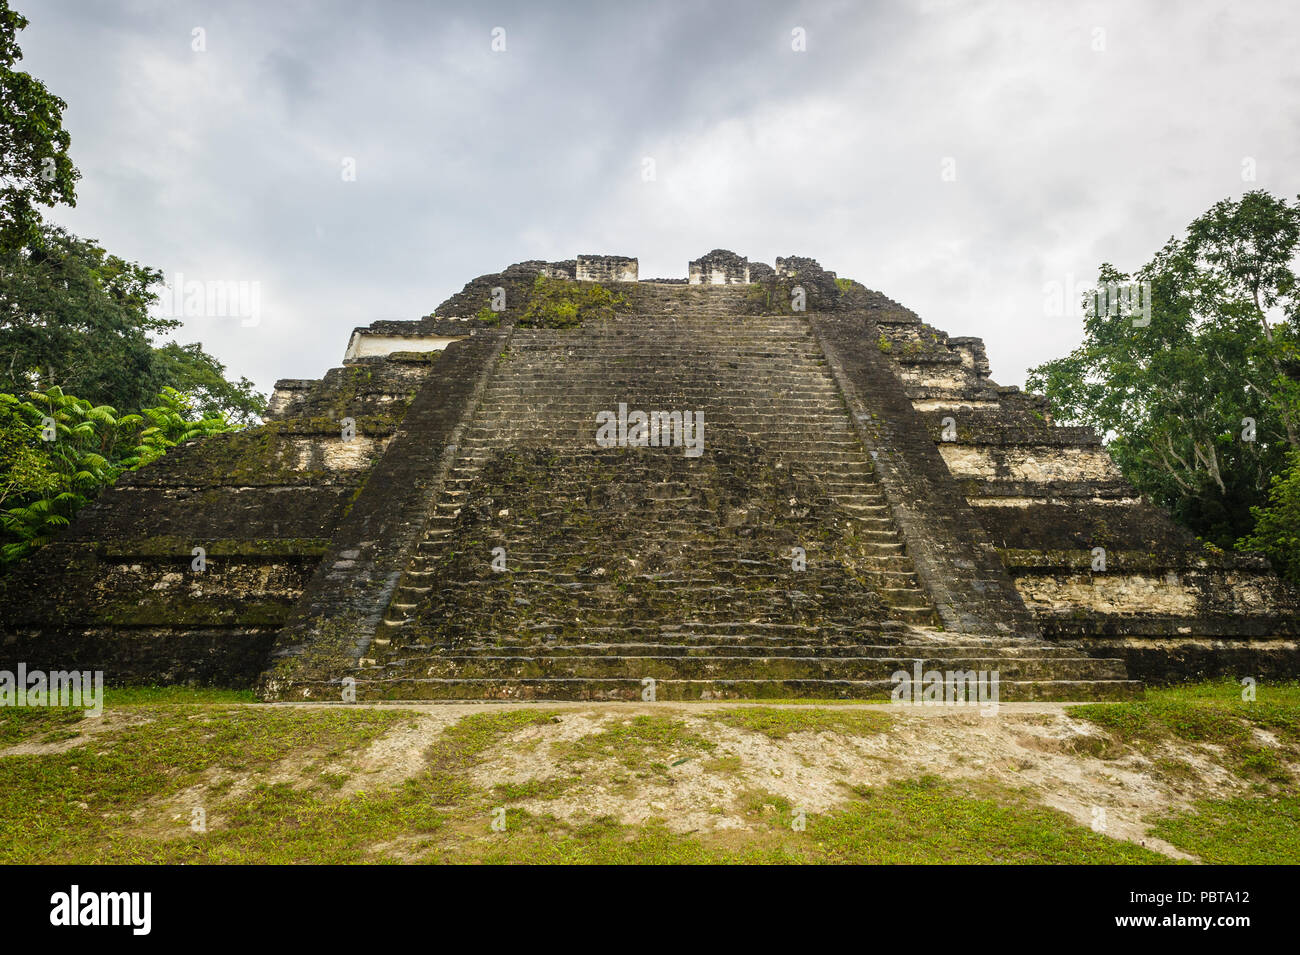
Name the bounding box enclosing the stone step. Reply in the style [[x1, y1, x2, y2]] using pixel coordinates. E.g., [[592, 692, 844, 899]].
[[391, 639, 1099, 659], [365, 303, 953, 690], [373, 653, 1129, 682], [337, 676, 1142, 702]]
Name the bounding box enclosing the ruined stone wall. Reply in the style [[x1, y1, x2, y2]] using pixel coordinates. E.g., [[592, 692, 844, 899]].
[[271, 287, 978, 701], [267, 380, 316, 419], [870, 311, 1300, 680], [259, 330, 510, 696], [0, 351, 442, 685], [776, 256, 841, 304], [341, 316, 490, 362], [432, 261, 557, 320], [575, 255, 638, 283], [540, 260, 576, 280], [267, 354, 440, 422], [809, 312, 1042, 639], [6, 253, 1295, 692], [688, 249, 750, 285]]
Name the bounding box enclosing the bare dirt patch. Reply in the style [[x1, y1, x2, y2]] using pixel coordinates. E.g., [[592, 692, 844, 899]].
[[0, 709, 153, 757], [328, 711, 461, 796], [393, 701, 1268, 859]]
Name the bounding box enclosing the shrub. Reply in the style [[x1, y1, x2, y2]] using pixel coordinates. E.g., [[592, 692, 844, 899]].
[[0, 386, 235, 565], [1239, 450, 1300, 583]]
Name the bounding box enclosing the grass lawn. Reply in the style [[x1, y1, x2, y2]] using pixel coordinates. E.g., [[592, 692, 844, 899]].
[[0, 681, 1294, 864], [1069, 679, 1300, 865]]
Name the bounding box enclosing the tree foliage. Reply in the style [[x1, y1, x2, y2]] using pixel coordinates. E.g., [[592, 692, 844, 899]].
[[1027, 191, 1300, 549], [0, 1, 78, 254], [0, 385, 234, 565], [1, 224, 167, 409], [149, 341, 266, 427], [0, 223, 267, 422], [1239, 450, 1300, 583], [0, 3, 262, 568]]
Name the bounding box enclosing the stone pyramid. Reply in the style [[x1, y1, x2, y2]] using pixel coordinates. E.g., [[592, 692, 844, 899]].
[[4, 251, 1296, 700]]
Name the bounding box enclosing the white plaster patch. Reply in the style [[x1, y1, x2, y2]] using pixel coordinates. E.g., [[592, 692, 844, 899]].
[[291, 436, 384, 470], [1016, 574, 1200, 615], [897, 366, 976, 392], [968, 496, 1142, 508], [940, 445, 1123, 482], [343, 334, 463, 361], [911, 399, 1001, 412]]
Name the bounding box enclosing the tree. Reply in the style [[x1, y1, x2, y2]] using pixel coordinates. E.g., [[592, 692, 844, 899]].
[[1, 224, 168, 409], [1027, 191, 1300, 549], [0, 1, 78, 254], [0, 392, 54, 508], [0, 223, 266, 422], [1239, 451, 1300, 584], [148, 342, 266, 426], [1, 5, 263, 424]]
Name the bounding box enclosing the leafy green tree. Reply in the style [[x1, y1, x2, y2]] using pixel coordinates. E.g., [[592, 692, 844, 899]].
[[1028, 191, 1300, 548], [0, 385, 233, 564], [1, 223, 266, 421], [148, 341, 266, 426], [0, 393, 54, 508], [0, 1, 78, 254], [1, 8, 262, 424], [1239, 451, 1300, 583], [1, 224, 168, 408], [121, 386, 232, 469]]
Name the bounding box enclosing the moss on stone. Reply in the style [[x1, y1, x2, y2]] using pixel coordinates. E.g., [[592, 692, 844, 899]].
[[518, 275, 627, 328], [97, 594, 293, 627], [96, 537, 331, 559]]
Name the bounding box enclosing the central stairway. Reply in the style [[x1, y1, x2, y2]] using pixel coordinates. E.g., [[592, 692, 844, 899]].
[[352, 284, 1138, 700]]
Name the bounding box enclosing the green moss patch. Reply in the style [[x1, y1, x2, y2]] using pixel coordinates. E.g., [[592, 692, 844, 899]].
[[518, 276, 627, 328]]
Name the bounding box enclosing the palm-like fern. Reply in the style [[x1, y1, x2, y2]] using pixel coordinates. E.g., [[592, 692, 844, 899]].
[[0, 386, 238, 565]]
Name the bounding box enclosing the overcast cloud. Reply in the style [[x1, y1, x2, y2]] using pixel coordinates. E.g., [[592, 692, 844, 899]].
[[16, 0, 1300, 397]]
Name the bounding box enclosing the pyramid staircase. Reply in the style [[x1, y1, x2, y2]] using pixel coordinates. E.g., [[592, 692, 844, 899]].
[[345, 284, 1137, 700]]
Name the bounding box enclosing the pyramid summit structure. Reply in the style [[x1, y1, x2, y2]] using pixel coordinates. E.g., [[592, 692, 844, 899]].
[[4, 251, 1297, 700]]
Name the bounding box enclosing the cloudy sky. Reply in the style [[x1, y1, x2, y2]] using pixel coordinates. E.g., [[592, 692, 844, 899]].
[[17, 0, 1300, 398]]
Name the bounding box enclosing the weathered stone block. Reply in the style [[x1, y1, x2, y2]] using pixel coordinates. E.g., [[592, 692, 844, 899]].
[[688, 249, 750, 285], [575, 254, 638, 282]]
